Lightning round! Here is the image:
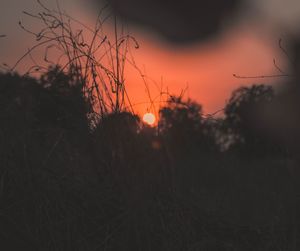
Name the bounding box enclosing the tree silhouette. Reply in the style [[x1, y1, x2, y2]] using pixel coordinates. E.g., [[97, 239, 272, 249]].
[[38, 66, 91, 133], [0, 69, 101, 250], [159, 96, 218, 153], [224, 84, 285, 156]]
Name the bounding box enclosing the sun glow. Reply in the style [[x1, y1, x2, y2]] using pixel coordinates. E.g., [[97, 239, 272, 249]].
[[143, 113, 156, 126]]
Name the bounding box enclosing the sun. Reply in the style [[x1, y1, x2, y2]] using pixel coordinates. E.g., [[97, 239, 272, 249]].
[[143, 113, 156, 126]]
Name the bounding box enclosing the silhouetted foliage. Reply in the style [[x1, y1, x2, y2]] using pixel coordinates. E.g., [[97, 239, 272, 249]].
[[159, 96, 218, 153], [39, 66, 91, 132], [224, 84, 285, 156], [0, 70, 297, 250]]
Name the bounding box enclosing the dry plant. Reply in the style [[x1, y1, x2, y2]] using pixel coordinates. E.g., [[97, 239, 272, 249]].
[[2, 0, 226, 127], [7, 0, 157, 124], [233, 38, 291, 79]]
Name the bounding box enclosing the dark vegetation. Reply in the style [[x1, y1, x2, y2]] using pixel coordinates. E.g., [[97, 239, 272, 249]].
[[1, 1, 300, 250], [0, 68, 298, 251]]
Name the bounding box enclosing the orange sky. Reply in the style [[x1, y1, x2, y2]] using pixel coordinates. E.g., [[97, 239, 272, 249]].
[[121, 24, 286, 116], [0, 0, 288, 118]]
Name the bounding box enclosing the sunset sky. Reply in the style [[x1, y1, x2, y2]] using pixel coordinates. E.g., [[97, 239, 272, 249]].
[[0, 0, 296, 116]]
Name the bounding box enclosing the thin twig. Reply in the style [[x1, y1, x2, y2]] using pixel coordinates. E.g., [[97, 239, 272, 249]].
[[233, 73, 289, 79]]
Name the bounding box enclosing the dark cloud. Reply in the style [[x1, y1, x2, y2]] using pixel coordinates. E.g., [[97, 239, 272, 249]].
[[100, 0, 240, 44]]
